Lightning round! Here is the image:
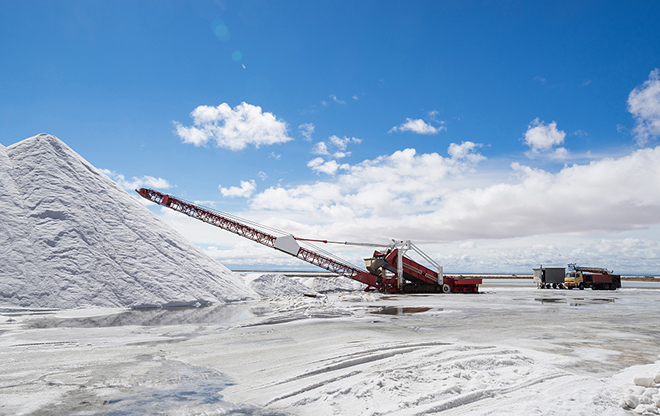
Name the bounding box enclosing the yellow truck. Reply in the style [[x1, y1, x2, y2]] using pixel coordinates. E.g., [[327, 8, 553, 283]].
[[564, 264, 621, 290]]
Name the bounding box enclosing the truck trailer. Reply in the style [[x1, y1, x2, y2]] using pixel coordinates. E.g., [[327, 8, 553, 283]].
[[533, 267, 566, 289]]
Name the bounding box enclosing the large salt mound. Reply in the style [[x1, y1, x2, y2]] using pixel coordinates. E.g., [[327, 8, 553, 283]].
[[0, 134, 257, 309]]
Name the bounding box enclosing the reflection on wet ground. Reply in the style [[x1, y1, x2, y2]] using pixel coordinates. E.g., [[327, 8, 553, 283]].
[[534, 297, 616, 305], [22, 303, 257, 329], [367, 306, 437, 315], [24, 355, 286, 416]]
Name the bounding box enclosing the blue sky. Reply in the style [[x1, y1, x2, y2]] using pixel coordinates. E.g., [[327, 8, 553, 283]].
[[2, 1, 660, 273]]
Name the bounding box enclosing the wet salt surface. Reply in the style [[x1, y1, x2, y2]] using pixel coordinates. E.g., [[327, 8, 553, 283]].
[[2, 283, 660, 415]]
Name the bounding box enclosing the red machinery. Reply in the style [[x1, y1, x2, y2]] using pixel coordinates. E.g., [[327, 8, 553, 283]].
[[136, 188, 481, 294]]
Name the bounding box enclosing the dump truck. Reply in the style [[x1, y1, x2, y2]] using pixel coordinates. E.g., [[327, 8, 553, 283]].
[[533, 266, 566, 289], [564, 264, 621, 290]]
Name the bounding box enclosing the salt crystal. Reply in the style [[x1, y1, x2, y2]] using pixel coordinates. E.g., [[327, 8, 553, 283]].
[[635, 376, 656, 388]]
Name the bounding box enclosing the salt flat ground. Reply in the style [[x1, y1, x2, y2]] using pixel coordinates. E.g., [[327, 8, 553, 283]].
[[2, 279, 660, 415]]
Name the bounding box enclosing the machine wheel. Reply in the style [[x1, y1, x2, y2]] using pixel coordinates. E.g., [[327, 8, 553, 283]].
[[578, 282, 585, 290], [442, 284, 451, 294], [552, 283, 557, 289]]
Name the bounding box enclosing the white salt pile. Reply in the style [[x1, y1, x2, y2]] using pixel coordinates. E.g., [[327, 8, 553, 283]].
[[244, 273, 312, 298], [241, 273, 367, 298], [0, 134, 256, 309]]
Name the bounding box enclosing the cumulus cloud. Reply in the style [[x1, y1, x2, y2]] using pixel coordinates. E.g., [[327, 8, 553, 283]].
[[101, 169, 171, 191], [249, 144, 660, 244], [329, 135, 361, 150], [252, 144, 487, 227], [628, 68, 660, 146], [311, 142, 329, 156], [306, 158, 347, 175], [448, 142, 485, 164], [173, 102, 292, 150], [311, 135, 361, 160], [389, 118, 446, 135], [219, 180, 256, 198], [597, 238, 658, 254], [522, 118, 569, 159], [298, 123, 315, 141]]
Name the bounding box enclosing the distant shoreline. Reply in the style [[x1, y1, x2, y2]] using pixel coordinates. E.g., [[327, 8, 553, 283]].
[[232, 270, 659, 281]]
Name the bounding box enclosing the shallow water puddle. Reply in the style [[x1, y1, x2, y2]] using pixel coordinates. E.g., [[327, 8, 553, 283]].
[[366, 306, 438, 315], [534, 297, 616, 306]]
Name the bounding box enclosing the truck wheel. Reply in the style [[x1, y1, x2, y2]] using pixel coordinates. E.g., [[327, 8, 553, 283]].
[[442, 284, 451, 294], [578, 282, 584, 290], [552, 283, 557, 289]]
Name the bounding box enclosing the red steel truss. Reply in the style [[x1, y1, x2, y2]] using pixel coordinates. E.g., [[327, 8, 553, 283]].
[[137, 188, 276, 247], [136, 188, 371, 284], [135, 188, 481, 294]]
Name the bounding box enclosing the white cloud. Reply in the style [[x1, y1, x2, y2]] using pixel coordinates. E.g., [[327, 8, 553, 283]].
[[306, 158, 348, 175], [100, 169, 171, 191], [596, 238, 657, 254], [332, 152, 349, 159], [249, 144, 660, 245], [329, 135, 361, 150], [311, 142, 329, 155], [628, 68, 660, 146], [329, 94, 345, 104], [522, 118, 568, 159], [252, 144, 487, 229], [531, 244, 558, 252], [173, 102, 292, 150], [311, 135, 361, 159], [389, 118, 446, 135], [219, 180, 256, 198], [257, 171, 268, 181], [448, 142, 485, 164], [298, 123, 315, 141], [459, 241, 477, 249]]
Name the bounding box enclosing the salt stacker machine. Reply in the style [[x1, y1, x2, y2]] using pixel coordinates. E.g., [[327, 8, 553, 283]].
[[137, 188, 481, 294]]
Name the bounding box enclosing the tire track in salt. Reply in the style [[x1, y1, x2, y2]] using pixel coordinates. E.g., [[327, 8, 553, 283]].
[[264, 342, 547, 412], [401, 372, 569, 416]]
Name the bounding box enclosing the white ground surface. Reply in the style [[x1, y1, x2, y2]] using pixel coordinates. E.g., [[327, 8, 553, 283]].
[[2, 278, 660, 415]]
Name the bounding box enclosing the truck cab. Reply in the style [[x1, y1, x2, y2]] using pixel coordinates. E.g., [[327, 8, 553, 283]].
[[564, 271, 584, 290]]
